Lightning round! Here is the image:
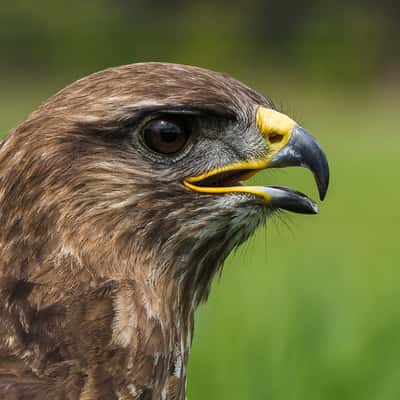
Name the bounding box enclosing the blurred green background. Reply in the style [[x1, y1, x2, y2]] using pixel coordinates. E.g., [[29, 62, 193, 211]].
[[1, 1, 399, 399]]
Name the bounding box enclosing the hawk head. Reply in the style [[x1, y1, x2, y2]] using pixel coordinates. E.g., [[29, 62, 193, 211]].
[[0, 63, 329, 305], [0, 63, 329, 302], [0, 63, 329, 398]]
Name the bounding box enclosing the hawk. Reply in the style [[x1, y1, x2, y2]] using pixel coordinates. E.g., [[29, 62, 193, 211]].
[[0, 63, 329, 399]]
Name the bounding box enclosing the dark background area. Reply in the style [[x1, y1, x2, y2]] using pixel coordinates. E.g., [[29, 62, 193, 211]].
[[1, 0, 399, 85]]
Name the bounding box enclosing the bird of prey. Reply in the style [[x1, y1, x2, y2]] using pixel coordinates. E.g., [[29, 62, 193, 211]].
[[0, 63, 329, 399]]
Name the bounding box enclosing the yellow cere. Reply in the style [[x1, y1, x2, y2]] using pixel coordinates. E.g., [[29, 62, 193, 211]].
[[256, 106, 295, 161], [256, 106, 296, 137]]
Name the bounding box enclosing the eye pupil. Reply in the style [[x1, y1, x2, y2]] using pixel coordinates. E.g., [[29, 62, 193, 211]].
[[143, 117, 189, 155], [160, 128, 178, 143]]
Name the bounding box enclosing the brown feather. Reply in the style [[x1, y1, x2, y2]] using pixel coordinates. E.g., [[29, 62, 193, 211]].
[[0, 63, 272, 399]]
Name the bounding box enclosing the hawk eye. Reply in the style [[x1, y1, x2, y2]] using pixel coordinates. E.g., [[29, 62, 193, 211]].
[[142, 117, 189, 155]]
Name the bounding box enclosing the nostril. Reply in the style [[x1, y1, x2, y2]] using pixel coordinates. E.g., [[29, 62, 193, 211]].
[[269, 133, 284, 144]]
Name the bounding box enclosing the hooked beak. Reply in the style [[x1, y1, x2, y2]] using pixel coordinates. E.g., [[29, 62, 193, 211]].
[[183, 106, 330, 214], [267, 124, 329, 201]]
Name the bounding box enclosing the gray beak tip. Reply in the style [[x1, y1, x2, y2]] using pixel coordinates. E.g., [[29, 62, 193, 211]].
[[316, 159, 330, 201]]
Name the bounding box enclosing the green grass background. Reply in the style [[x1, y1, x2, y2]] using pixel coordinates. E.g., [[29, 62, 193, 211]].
[[1, 79, 399, 400]]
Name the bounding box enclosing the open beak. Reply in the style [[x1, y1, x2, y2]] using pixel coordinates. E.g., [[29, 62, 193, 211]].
[[183, 106, 330, 214]]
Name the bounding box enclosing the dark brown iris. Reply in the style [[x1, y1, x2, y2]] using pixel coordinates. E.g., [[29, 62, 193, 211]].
[[142, 117, 189, 155]]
